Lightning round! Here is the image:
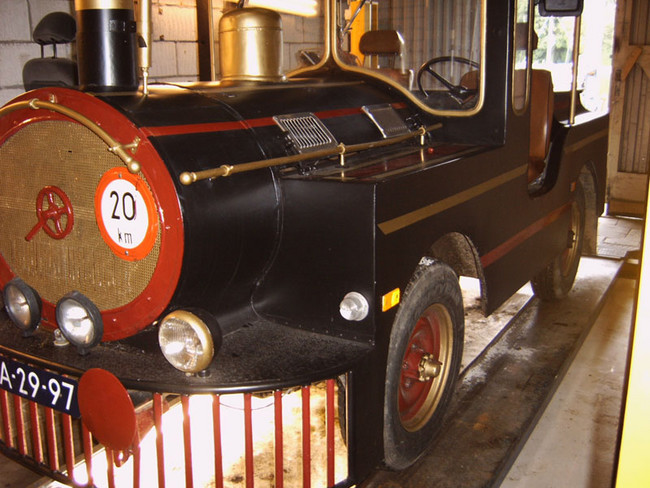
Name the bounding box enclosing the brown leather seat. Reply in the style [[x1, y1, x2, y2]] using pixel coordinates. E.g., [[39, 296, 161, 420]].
[[22, 12, 78, 91], [528, 69, 554, 182], [359, 30, 412, 88]]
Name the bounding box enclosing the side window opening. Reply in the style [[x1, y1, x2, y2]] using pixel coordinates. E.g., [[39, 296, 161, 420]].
[[513, 0, 532, 114], [527, 0, 614, 189], [512, 0, 555, 186], [533, 0, 615, 118]]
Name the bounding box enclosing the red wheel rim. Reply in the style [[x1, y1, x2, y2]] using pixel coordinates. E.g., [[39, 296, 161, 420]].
[[398, 303, 454, 431]]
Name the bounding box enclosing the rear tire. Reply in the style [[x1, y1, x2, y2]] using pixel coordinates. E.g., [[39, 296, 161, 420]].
[[383, 260, 464, 470], [531, 181, 585, 300]]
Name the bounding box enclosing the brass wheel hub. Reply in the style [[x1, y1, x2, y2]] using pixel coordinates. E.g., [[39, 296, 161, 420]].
[[418, 353, 442, 382]]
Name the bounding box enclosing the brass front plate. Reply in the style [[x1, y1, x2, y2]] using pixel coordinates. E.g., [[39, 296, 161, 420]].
[[0, 120, 160, 310]]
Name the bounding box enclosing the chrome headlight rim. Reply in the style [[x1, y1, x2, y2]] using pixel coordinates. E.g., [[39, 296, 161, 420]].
[[2, 278, 42, 336], [55, 291, 104, 355], [158, 309, 221, 374]]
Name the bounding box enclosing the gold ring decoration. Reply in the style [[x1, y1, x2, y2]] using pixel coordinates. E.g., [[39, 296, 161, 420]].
[[75, 0, 134, 10]]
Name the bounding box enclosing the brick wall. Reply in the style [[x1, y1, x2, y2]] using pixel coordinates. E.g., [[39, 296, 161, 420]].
[[0, 0, 322, 107]]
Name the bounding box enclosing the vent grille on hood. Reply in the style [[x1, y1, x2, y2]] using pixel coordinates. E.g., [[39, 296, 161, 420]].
[[273, 113, 338, 153]]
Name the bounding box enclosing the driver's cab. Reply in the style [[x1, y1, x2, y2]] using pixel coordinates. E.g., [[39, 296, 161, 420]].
[[282, 0, 584, 173], [328, 0, 486, 116], [318, 1, 562, 184]]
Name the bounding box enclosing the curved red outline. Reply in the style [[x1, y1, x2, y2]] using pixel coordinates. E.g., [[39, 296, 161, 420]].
[[0, 88, 184, 341]]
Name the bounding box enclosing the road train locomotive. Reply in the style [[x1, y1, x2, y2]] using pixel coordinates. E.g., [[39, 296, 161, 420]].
[[0, 0, 606, 486]]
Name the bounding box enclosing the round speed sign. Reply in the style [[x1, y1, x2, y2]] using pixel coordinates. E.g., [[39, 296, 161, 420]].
[[95, 168, 158, 261]]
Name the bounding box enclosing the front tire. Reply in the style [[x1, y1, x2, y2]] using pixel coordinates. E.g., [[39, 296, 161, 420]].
[[531, 181, 585, 300], [383, 261, 464, 470]]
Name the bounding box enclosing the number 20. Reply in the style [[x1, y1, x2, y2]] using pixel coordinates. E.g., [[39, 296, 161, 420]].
[[110, 191, 136, 221]]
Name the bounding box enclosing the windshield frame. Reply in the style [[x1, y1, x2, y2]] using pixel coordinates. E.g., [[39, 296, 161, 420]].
[[289, 0, 488, 118]]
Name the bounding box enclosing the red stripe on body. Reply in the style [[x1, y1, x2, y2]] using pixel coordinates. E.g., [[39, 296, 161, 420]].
[[480, 203, 571, 268]]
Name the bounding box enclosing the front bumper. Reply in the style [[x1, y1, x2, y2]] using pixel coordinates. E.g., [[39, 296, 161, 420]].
[[0, 309, 371, 487]]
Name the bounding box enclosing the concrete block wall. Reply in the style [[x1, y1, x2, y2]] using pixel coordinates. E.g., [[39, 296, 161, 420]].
[[282, 12, 324, 72], [149, 0, 202, 81], [0, 0, 75, 105], [0, 0, 322, 106], [0, 0, 204, 106]]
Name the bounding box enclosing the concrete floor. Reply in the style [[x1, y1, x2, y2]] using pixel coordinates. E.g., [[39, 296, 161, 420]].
[[501, 275, 635, 487], [501, 215, 642, 488], [0, 215, 643, 487]]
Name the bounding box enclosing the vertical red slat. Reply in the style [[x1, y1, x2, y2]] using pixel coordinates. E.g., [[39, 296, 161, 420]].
[[1, 390, 14, 448], [181, 395, 194, 488], [326, 379, 336, 487], [12, 395, 27, 455], [274, 390, 283, 488], [153, 393, 166, 488], [82, 424, 94, 487], [29, 402, 44, 463], [244, 393, 254, 488], [132, 435, 142, 488], [62, 414, 75, 479], [106, 448, 116, 488], [302, 386, 311, 488], [212, 395, 224, 488], [44, 407, 59, 471]]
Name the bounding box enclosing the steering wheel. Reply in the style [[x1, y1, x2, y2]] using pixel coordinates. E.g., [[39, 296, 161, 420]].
[[417, 56, 480, 103]]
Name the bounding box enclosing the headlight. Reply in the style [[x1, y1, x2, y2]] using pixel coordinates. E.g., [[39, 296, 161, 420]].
[[158, 310, 220, 374], [2, 278, 42, 336], [56, 291, 103, 355], [339, 291, 370, 321]]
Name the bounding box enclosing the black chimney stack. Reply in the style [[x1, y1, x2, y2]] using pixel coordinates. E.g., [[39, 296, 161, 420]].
[[75, 0, 138, 92]]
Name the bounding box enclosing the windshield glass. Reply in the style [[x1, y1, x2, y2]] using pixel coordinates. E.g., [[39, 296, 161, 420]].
[[332, 0, 484, 114], [244, 1, 484, 114]]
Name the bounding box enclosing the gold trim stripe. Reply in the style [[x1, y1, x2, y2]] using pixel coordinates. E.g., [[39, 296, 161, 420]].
[[75, 0, 133, 10], [378, 165, 527, 235], [564, 128, 608, 154]]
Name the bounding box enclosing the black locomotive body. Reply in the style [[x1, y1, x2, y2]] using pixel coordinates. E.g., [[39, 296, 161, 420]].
[[0, 0, 606, 486]]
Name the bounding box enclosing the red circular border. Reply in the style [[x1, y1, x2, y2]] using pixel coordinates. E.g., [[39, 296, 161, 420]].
[[0, 88, 184, 341], [94, 167, 159, 262]]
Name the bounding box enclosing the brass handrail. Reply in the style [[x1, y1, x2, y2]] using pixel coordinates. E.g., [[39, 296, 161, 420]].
[[0, 98, 142, 174], [179, 123, 441, 185]]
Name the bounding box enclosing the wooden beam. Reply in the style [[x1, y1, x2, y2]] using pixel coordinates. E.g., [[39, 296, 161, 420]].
[[196, 0, 215, 81]]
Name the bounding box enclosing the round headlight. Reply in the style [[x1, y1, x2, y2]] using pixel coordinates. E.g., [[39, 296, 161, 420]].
[[158, 310, 220, 374], [2, 278, 42, 336], [56, 291, 103, 355], [339, 291, 369, 321]]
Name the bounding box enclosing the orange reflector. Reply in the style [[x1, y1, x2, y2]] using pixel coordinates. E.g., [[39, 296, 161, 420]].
[[382, 288, 401, 312]]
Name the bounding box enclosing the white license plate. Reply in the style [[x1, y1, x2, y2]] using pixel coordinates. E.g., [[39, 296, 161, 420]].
[[0, 355, 80, 418]]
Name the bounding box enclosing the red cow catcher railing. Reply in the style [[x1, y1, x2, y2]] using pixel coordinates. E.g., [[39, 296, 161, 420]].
[[0, 369, 350, 488]]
